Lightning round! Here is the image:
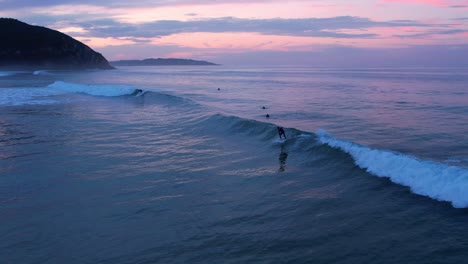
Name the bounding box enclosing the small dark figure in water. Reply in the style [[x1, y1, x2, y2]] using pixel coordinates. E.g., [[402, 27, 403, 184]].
[[262, 106, 266, 109], [277, 126, 286, 139], [266, 114, 270, 118], [217, 88, 220, 91]]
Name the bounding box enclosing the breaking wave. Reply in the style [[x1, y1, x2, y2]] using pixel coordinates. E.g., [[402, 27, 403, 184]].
[[199, 114, 468, 208], [316, 129, 468, 208]]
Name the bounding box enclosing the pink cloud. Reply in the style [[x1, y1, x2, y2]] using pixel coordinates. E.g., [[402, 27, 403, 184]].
[[149, 32, 322, 51], [76, 37, 137, 48]]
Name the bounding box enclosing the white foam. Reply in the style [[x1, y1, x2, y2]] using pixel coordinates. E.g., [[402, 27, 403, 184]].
[[48, 81, 137, 97], [317, 129, 468, 208]]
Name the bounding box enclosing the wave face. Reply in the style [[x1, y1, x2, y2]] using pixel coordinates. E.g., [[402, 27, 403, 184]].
[[317, 129, 468, 208]]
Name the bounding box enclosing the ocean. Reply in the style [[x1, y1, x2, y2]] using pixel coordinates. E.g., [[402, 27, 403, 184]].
[[1, 66, 468, 263]]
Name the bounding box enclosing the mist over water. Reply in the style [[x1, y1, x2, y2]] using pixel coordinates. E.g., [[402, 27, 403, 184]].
[[1, 66, 468, 263]]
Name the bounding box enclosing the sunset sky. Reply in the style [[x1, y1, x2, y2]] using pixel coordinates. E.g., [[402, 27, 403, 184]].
[[1, 0, 468, 66]]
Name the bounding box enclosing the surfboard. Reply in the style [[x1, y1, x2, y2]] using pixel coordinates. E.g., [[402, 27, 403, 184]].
[[273, 134, 312, 145], [273, 138, 288, 144]]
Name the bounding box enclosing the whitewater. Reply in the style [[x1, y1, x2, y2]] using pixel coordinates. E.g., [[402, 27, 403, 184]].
[[1, 66, 468, 263]]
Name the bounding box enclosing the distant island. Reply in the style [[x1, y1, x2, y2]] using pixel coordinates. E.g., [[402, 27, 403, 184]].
[[0, 18, 113, 70], [111, 58, 218, 66]]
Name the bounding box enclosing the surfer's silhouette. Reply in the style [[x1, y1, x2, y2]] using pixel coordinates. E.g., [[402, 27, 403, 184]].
[[277, 126, 286, 139]]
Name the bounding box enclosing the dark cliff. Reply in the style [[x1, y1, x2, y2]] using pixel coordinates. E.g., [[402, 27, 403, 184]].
[[0, 18, 113, 70]]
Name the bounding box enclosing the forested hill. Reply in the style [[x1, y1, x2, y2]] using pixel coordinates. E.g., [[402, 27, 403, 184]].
[[0, 18, 113, 70]]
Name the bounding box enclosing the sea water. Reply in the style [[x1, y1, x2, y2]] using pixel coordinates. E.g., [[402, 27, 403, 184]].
[[1, 66, 468, 263]]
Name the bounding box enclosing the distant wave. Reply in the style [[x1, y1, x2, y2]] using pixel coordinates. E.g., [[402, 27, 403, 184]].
[[0, 81, 143, 106], [317, 129, 468, 208], [0, 71, 17, 77], [0, 80, 199, 107], [48, 81, 137, 97]]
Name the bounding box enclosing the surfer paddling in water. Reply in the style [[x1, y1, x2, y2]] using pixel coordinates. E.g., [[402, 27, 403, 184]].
[[277, 126, 287, 140]]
